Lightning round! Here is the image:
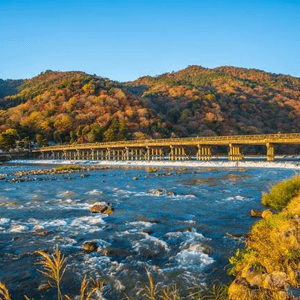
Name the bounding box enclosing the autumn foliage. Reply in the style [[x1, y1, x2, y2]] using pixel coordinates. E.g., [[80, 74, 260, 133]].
[[0, 66, 300, 148]]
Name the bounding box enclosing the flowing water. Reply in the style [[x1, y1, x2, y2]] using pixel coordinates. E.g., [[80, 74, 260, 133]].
[[0, 161, 299, 299]]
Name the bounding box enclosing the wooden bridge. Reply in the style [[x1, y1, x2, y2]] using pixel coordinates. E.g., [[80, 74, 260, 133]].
[[32, 133, 300, 162]]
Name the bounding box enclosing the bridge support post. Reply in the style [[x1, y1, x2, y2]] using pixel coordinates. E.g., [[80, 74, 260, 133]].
[[229, 144, 243, 161], [266, 143, 274, 161], [106, 149, 110, 160], [145, 147, 150, 160], [197, 145, 212, 160], [169, 146, 174, 160], [159, 148, 163, 160], [124, 148, 128, 160]]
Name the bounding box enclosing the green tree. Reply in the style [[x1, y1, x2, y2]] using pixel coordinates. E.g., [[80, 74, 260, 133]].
[[69, 131, 76, 144], [0, 133, 16, 151], [103, 128, 115, 141], [35, 134, 46, 147], [53, 131, 62, 144]]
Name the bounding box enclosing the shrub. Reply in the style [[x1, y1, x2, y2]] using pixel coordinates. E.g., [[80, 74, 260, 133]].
[[262, 176, 300, 210], [54, 165, 83, 172]]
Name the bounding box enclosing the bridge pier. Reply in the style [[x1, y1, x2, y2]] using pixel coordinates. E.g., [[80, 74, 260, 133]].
[[229, 144, 243, 161], [146, 147, 164, 160], [197, 145, 212, 160], [170, 146, 188, 160], [266, 143, 274, 161]]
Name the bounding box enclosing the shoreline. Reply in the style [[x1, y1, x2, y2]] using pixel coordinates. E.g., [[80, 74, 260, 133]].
[[6, 159, 300, 169]]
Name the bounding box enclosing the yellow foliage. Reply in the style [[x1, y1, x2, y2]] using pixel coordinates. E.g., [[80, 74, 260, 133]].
[[228, 281, 250, 300], [205, 93, 215, 101], [229, 193, 300, 299]]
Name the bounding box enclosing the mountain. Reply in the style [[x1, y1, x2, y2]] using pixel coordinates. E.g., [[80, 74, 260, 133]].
[[0, 66, 300, 148], [0, 78, 24, 108]]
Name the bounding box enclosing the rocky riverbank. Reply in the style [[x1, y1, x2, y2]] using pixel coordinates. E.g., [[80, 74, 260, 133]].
[[228, 177, 300, 300], [0, 165, 110, 183]]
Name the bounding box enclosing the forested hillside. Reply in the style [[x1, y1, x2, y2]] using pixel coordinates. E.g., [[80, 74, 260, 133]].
[[0, 66, 300, 149]]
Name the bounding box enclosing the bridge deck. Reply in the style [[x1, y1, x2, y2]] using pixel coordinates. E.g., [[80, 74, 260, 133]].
[[31, 133, 300, 161], [33, 133, 300, 152]]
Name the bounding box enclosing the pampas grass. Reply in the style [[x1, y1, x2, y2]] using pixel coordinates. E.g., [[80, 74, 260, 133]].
[[0, 281, 11, 300], [37, 248, 67, 300]]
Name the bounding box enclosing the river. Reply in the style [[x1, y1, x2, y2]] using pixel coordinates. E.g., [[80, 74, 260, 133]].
[[0, 161, 298, 299]]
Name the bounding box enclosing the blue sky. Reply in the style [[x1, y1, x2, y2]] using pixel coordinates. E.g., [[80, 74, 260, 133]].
[[0, 0, 299, 81]]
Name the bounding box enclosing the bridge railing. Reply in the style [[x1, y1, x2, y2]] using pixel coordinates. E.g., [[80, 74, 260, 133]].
[[34, 133, 300, 151]]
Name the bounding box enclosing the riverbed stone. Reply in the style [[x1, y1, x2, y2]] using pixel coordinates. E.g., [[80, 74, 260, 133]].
[[34, 230, 49, 236], [38, 282, 52, 292], [167, 191, 175, 196], [251, 210, 262, 218], [83, 241, 98, 252], [89, 203, 114, 215], [103, 207, 114, 215], [262, 210, 273, 220], [151, 189, 163, 195], [99, 247, 130, 257]]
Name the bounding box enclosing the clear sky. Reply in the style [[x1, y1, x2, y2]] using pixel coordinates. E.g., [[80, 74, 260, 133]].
[[1, 0, 300, 81]]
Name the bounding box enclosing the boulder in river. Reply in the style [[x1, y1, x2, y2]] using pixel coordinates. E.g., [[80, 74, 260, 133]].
[[90, 202, 114, 215], [83, 241, 98, 252], [151, 189, 163, 195], [167, 191, 176, 196], [251, 210, 262, 218], [34, 230, 49, 236]]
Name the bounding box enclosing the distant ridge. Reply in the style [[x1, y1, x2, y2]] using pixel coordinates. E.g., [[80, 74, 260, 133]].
[[0, 66, 299, 148]]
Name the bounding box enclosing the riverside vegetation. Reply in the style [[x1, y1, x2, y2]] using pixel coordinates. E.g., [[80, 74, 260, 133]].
[[1, 176, 300, 299], [228, 176, 300, 299]]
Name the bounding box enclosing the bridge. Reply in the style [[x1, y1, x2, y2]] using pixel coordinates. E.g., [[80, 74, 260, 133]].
[[31, 133, 300, 162]]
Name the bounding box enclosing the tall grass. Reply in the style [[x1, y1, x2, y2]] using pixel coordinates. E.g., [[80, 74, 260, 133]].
[[0, 281, 11, 300], [0, 249, 229, 300], [262, 176, 300, 210], [37, 248, 67, 300]]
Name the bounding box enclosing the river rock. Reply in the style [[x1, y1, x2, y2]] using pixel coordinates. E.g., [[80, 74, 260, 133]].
[[103, 207, 114, 215], [241, 264, 263, 287], [34, 230, 49, 236], [151, 189, 163, 195], [251, 210, 262, 218], [262, 271, 288, 290], [90, 203, 114, 215], [261, 210, 273, 220], [228, 278, 250, 300], [270, 271, 289, 289], [281, 226, 297, 238], [83, 241, 98, 252], [89, 203, 106, 213], [225, 232, 247, 240], [167, 191, 176, 196], [38, 282, 52, 292], [99, 247, 130, 257]]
